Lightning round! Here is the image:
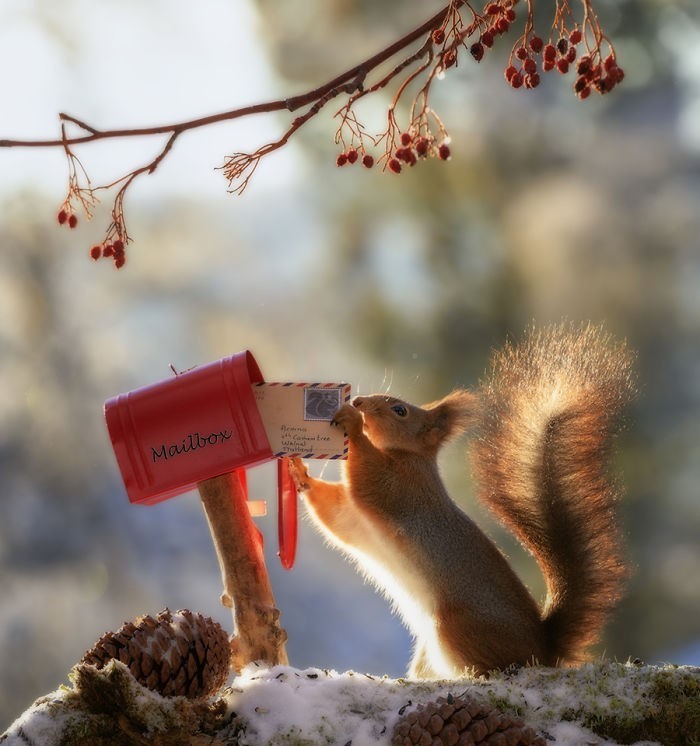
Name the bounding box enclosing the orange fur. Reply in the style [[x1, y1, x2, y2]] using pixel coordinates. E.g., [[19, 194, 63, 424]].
[[289, 323, 635, 677]]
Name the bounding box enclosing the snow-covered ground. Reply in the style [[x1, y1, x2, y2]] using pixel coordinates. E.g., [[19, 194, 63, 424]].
[[3, 660, 697, 745]]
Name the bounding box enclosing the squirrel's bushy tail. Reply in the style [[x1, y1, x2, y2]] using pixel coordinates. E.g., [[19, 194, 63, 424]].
[[471, 322, 635, 664]]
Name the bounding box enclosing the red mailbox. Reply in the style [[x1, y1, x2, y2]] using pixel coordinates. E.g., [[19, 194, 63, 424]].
[[105, 351, 299, 568], [105, 351, 272, 505]]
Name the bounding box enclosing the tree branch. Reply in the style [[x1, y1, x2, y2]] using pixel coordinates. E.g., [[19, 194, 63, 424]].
[[0, 3, 458, 151], [198, 472, 288, 671], [0, 0, 622, 268]]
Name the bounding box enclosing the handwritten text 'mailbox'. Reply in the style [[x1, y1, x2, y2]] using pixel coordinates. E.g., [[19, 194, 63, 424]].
[[150, 431, 233, 462]]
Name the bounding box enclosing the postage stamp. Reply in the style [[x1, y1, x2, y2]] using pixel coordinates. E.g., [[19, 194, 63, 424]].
[[304, 387, 342, 421]]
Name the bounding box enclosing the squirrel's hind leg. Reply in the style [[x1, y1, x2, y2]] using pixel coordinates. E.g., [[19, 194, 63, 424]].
[[408, 640, 439, 679]]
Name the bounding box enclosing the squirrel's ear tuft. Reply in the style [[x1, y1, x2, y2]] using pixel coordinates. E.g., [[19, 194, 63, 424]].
[[422, 389, 477, 448]]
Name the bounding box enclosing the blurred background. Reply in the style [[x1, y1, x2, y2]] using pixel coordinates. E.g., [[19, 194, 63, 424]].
[[2, 0, 700, 731]]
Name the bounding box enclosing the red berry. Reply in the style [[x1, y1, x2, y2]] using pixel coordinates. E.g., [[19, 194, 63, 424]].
[[90, 245, 101, 261], [432, 28, 446, 45], [516, 46, 528, 61], [336, 153, 348, 167], [68, 214, 78, 229], [557, 38, 569, 55], [486, 3, 501, 15], [525, 72, 540, 89], [529, 36, 543, 53], [574, 75, 588, 93], [524, 58, 537, 75], [595, 76, 612, 94], [113, 239, 124, 252], [543, 44, 556, 62], [495, 17, 510, 33], [444, 49, 457, 67], [510, 72, 523, 88], [566, 47, 577, 64], [556, 59, 569, 74], [388, 158, 402, 174], [401, 132, 412, 147], [415, 137, 430, 157], [543, 59, 555, 72], [569, 28, 582, 45], [505, 8, 515, 21], [481, 30, 494, 48], [102, 243, 114, 257], [588, 63, 602, 81], [347, 148, 358, 164], [577, 56, 591, 75], [114, 255, 126, 269], [362, 154, 374, 168], [57, 209, 68, 225], [604, 54, 617, 72], [470, 42, 484, 62], [505, 65, 518, 82], [438, 143, 451, 161], [577, 85, 591, 100], [612, 66, 625, 84]]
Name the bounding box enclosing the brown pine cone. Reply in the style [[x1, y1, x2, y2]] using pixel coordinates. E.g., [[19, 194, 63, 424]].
[[81, 608, 230, 699], [392, 695, 546, 746]]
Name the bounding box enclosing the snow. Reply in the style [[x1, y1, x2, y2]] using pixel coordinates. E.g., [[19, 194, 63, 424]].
[[229, 665, 417, 743], [2, 703, 74, 746]]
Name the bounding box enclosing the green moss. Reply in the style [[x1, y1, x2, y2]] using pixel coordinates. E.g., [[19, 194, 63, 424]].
[[59, 662, 241, 745], [582, 666, 700, 745], [485, 694, 524, 718]]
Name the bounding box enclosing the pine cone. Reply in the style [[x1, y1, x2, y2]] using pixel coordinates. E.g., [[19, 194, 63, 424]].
[[81, 608, 230, 698], [392, 695, 546, 746]]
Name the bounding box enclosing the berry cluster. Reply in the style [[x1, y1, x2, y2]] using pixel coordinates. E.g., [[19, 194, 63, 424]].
[[462, 0, 624, 99], [574, 51, 624, 98], [90, 238, 127, 269], [336, 148, 374, 169], [336, 131, 451, 175], [57, 207, 78, 229], [469, 0, 518, 63], [501, 27, 623, 97], [503, 34, 551, 90], [387, 132, 451, 174], [56, 203, 129, 268]]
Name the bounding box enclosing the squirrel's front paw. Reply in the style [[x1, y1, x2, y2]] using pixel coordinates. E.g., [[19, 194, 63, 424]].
[[331, 402, 363, 437], [287, 456, 311, 491]]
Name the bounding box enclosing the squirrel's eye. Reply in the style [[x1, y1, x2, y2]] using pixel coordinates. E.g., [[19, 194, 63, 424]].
[[391, 404, 408, 417]]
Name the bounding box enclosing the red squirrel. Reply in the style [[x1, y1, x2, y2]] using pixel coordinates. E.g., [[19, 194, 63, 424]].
[[289, 323, 635, 677]]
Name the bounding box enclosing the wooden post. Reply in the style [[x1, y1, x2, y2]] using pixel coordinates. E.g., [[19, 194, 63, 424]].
[[197, 471, 288, 671]]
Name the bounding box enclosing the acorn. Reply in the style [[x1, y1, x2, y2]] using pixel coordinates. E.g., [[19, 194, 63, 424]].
[[391, 694, 546, 746], [81, 608, 230, 699]]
